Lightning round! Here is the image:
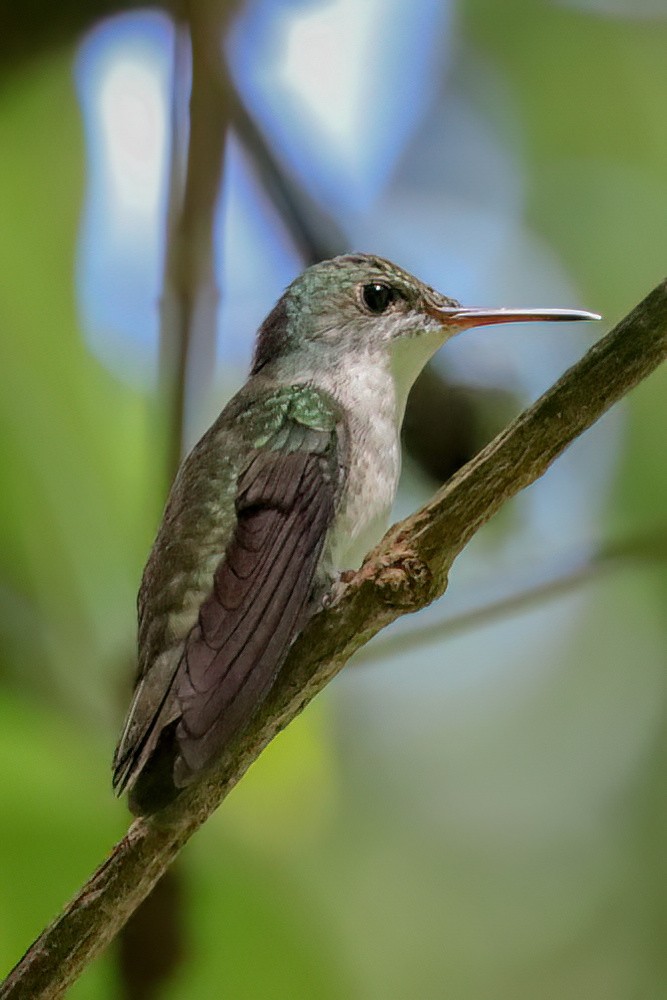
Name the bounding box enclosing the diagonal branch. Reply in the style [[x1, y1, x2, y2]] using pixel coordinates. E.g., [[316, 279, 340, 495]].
[[2, 278, 666, 999], [228, 85, 347, 264], [358, 529, 667, 665]]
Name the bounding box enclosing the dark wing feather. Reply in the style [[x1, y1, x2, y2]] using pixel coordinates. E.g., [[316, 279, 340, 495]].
[[173, 446, 335, 785]]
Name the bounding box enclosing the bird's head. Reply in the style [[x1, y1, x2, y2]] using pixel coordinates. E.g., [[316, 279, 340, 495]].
[[251, 254, 599, 383]]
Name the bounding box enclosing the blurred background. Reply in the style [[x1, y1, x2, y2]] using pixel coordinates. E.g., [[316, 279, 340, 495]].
[[1, 0, 666, 997]]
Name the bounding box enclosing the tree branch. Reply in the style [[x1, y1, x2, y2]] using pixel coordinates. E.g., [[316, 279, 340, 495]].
[[358, 529, 667, 665], [2, 278, 666, 999], [228, 86, 347, 264], [158, 0, 237, 474]]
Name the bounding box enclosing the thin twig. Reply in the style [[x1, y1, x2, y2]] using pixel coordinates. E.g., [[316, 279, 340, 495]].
[[228, 86, 347, 264], [158, 0, 235, 474], [2, 279, 666, 999], [121, 3, 236, 996]]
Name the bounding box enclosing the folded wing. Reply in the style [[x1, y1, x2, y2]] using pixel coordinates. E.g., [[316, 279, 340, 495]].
[[174, 445, 336, 784]]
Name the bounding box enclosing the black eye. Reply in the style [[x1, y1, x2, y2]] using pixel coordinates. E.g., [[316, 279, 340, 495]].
[[362, 282, 396, 314]]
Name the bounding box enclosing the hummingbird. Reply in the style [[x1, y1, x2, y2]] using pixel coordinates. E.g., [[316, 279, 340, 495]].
[[113, 253, 599, 814]]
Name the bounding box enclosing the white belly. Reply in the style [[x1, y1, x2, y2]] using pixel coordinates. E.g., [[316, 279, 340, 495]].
[[304, 347, 413, 575], [326, 407, 402, 572]]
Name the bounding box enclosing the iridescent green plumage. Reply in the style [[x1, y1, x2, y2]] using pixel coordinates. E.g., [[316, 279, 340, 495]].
[[113, 382, 344, 811]]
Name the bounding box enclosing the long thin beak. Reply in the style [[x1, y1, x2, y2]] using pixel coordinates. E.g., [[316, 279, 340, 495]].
[[428, 305, 601, 331]]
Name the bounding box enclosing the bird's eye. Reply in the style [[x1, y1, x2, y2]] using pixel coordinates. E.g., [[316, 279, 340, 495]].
[[361, 282, 396, 314]]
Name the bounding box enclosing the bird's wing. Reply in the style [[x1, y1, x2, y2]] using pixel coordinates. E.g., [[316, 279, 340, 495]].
[[174, 440, 339, 784], [113, 385, 343, 802]]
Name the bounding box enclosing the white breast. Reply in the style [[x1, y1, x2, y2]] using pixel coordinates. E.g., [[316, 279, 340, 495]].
[[318, 354, 402, 572]]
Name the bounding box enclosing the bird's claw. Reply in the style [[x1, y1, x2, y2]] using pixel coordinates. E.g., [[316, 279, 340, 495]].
[[321, 569, 356, 610]]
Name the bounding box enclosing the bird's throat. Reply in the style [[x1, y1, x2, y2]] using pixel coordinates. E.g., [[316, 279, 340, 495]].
[[389, 327, 448, 427]]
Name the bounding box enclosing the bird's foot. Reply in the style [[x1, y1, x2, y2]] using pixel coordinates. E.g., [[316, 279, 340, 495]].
[[321, 569, 356, 610]]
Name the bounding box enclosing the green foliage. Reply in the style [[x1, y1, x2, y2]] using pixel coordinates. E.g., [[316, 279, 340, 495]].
[[0, 51, 155, 720], [0, 691, 121, 998], [467, 0, 667, 312]]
